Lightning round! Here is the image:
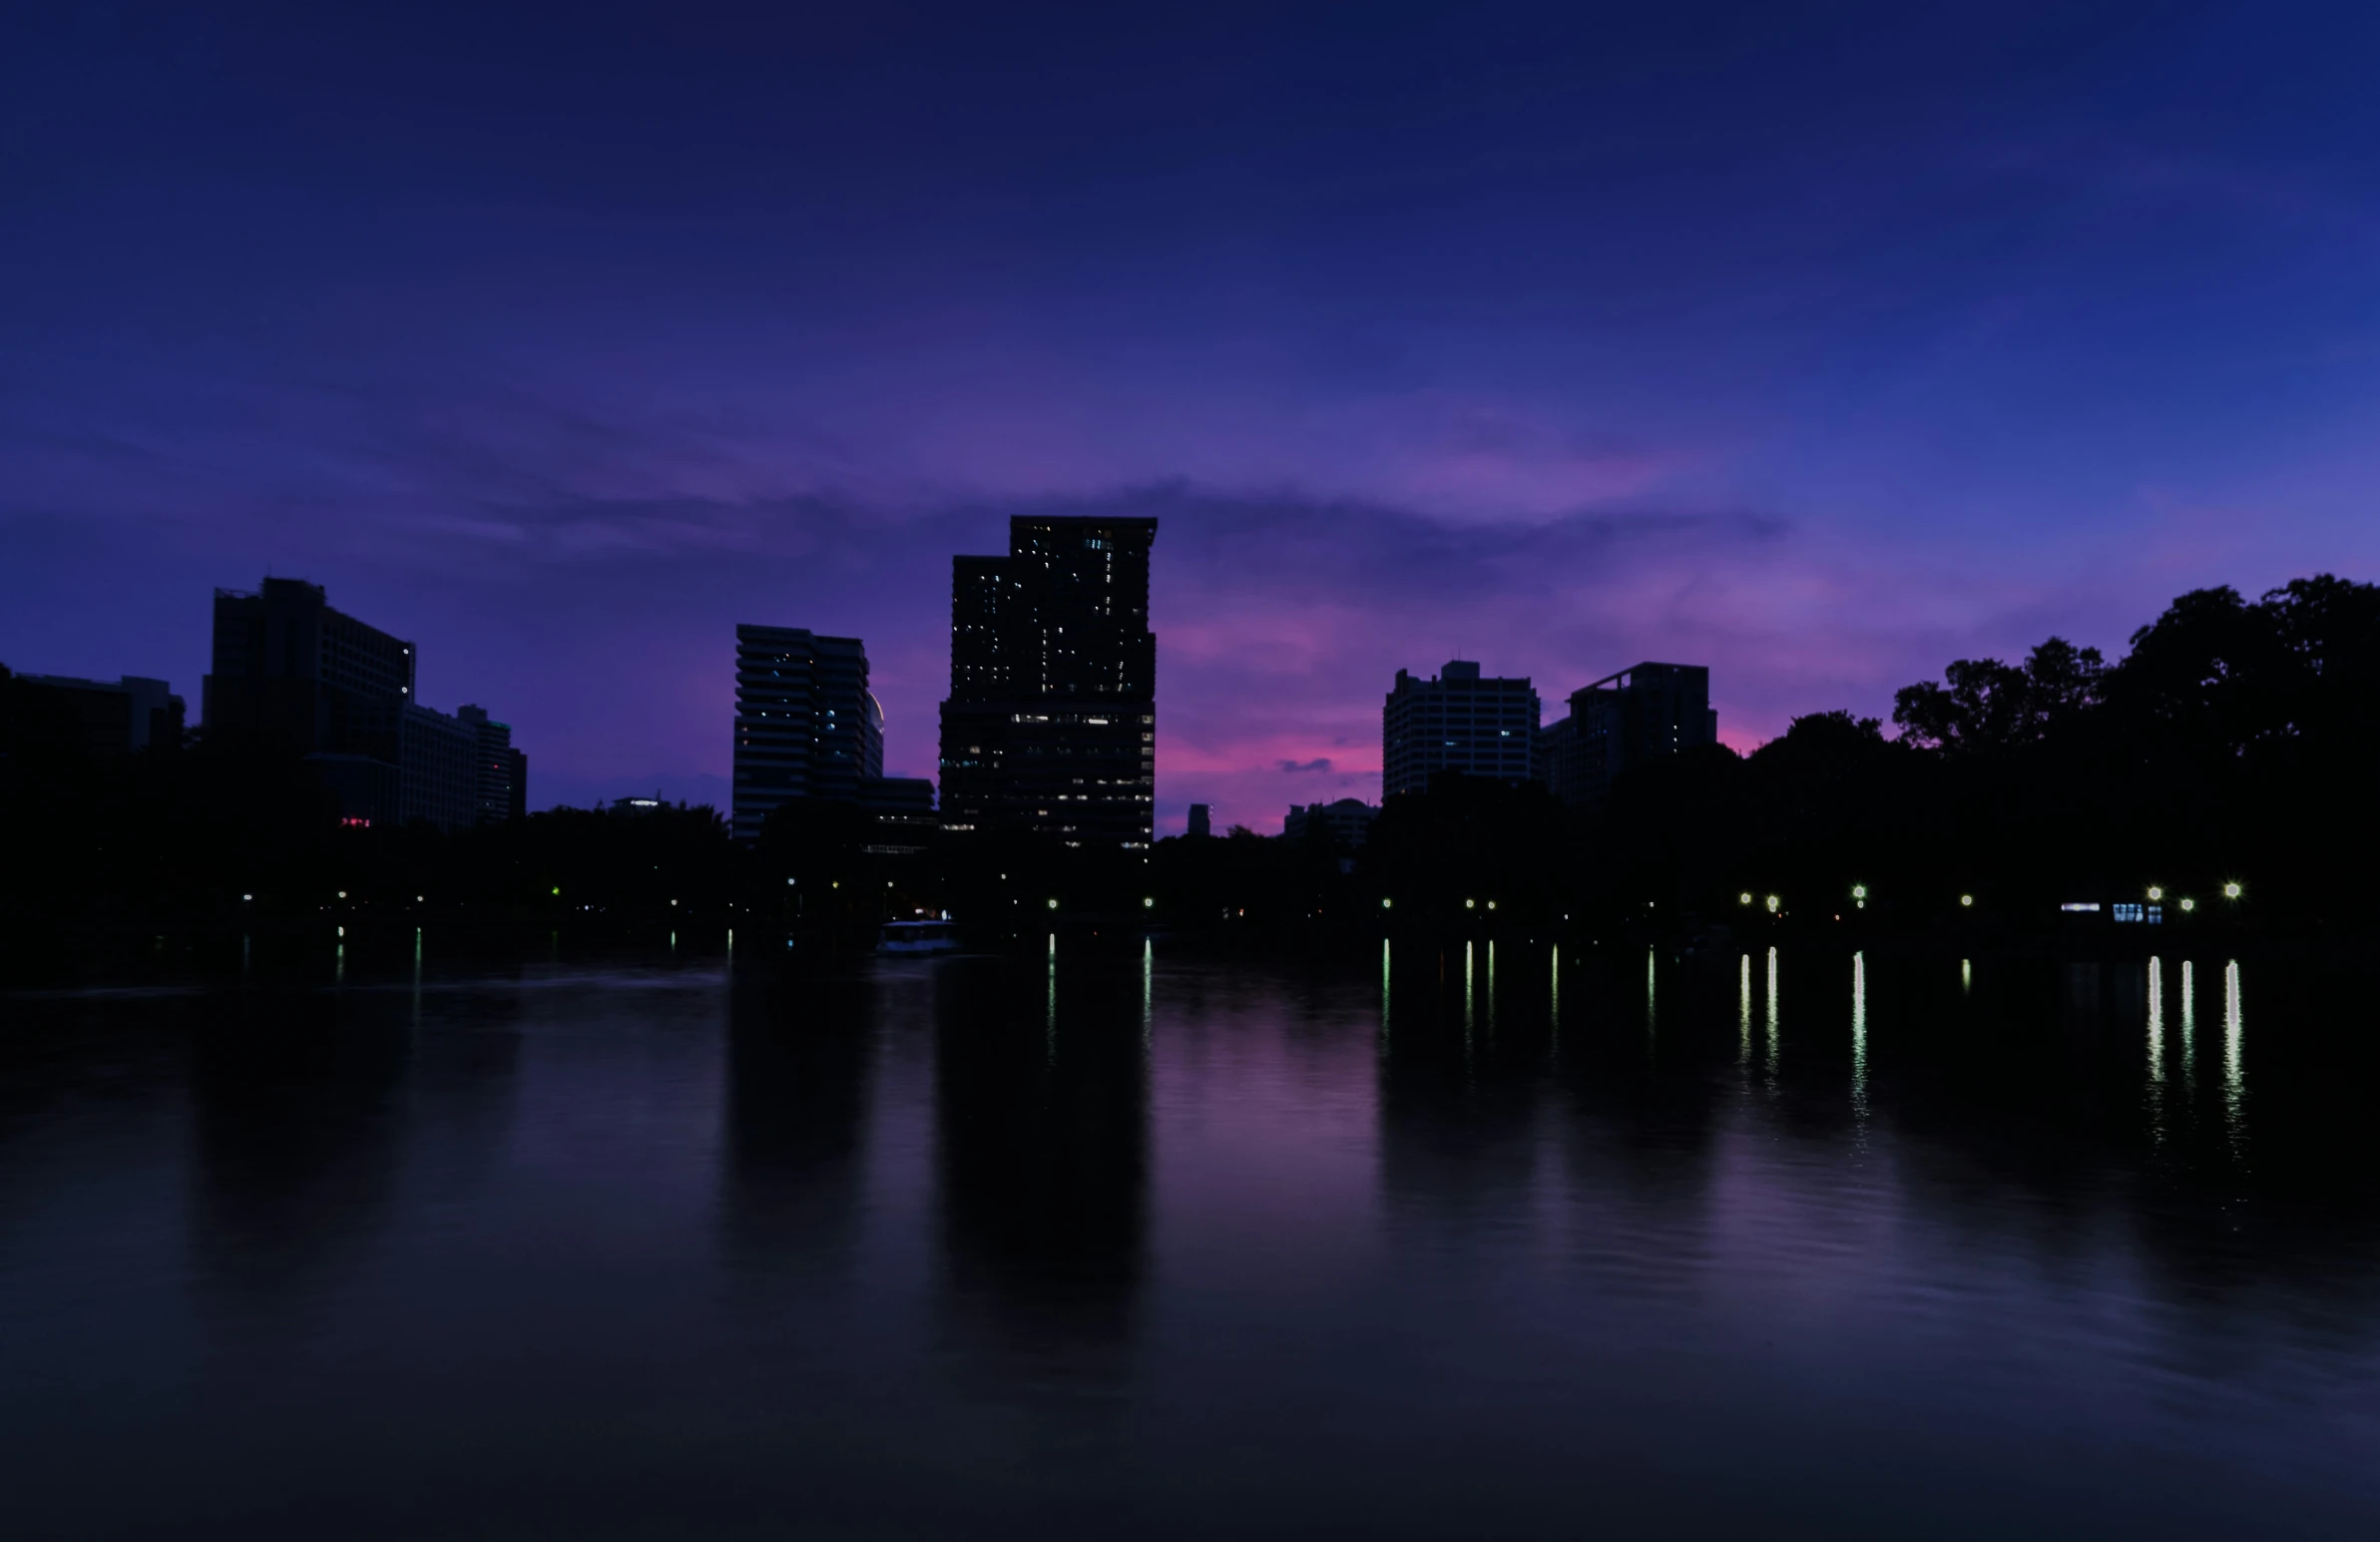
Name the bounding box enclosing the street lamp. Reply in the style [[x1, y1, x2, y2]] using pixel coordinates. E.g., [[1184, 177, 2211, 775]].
[[1739, 892, 1752, 905], [1764, 894, 1780, 913], [1960, 894, 1974, 907], [2223, 881, 2243, 900]]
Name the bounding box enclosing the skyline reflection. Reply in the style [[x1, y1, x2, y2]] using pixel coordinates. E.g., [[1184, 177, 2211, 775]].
[[0, 939, 2372, 1537]]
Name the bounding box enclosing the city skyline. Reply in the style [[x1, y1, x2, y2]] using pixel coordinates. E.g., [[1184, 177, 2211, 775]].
[[7, 4, 2379, 834]]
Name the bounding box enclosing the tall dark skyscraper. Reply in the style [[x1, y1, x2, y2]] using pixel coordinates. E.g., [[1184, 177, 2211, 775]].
[[1540, 662, 1717, 809], [731, 626, 882, 842], [939, 515, 1158, 849]]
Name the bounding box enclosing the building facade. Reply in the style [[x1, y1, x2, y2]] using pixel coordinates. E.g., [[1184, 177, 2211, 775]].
[[1540, 662, 1717, 808], [938, 515, 1159, 849], [731, 626, 885, 842], [205, 578, 416, 824], [1284, 797, 1379, 849], [399, 703, 479, 831], [456, 705, 526, 823], [1382, 661, 1541, 798], [204, 577, 523, 828], [22, 675, 184, 758]]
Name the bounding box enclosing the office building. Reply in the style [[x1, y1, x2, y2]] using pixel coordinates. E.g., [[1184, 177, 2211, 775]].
[[1540, 662, 1717, 809], [205, 578, 415, 824], [1186, 803, 1212, 839], [1382, 661, 1541, 798], [731, 625, 891, 842], [204, 577, 525, 828], [938, 515, 1159, 849], [21, 675, 184, 758], [399, 703, 479, 831], [1284, 798, 1379, 849], [456, 705, 527, 823]]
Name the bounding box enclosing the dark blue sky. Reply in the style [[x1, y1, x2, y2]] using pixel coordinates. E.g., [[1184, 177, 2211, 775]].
[[5, 2, 2375, 826]]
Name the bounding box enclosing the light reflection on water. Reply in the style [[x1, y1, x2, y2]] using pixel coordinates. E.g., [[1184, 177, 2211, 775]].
[[2147, 955, 2165, 1145], [2225, 958, 2246, 1159], [0, 939, 2372, 1539], [1849, 951, 1868, 1143]]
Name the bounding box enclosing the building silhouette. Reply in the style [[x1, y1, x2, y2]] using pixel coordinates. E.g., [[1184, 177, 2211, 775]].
[[731, 626, 877, 842], [1285, 797, 1379, 848], [1540, 662, 1716, 808], [938, 515, 1159, 849], [20, 674, 184, 758], [1186, 802, 1212, 839], [1382, 661, 1541, 797], [203, 577, 525, 829], [399, 704, 479, 830], [731, 624, 931, 842], [205, 579, 414, 824], [456, 705, 528, 823]]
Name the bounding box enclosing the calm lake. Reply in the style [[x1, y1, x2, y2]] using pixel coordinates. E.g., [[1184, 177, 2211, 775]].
[[3, 933, 2376, 1538]]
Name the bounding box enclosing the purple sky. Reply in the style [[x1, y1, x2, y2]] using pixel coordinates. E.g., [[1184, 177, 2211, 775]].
[[5, 3, 2377, 831]]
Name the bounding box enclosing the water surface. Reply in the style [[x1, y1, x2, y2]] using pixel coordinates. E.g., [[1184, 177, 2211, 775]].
[[3, 935, 2376, 1538]]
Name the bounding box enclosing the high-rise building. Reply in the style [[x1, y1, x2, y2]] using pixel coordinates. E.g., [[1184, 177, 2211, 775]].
[[205, 578, 415, 824], [1186, 803, 1212, 839], [1540, 662, 1717, 808], [204, 578, 523, 829], [938, 515, 1159, 849], [456, 705, 526, 823], [1382, 661, 1541, 798], [20, 675, 184, 758], [731, 626, 882, 842]]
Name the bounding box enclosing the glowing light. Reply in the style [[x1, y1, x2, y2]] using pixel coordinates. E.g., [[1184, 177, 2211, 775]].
[[1143, 896, 1155, 907], [1465, 898, 1476, 909], [1851, 884, 1868, 900], [2223, 882, 2242, 899], [1739, 892, 1752, 905], [242, 894, 253, 902], [550, 886, 560, 896], [1381, 898, 1392, 908], [1487, 900, 1498, 911], [1764, 894, 1780, 913], [2180, 897, 2196, 912], [337, 890, 347, 899], [2146, 885, 2163, 901], [1960, 894, 1973, 907], [1048, 898, 1059, 909]]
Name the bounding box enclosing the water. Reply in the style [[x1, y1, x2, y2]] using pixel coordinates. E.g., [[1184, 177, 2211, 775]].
[[3, 935, 2377, 1539]]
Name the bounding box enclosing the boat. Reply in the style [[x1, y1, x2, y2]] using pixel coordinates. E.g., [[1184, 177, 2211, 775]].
[[877, 919, 962, 954]]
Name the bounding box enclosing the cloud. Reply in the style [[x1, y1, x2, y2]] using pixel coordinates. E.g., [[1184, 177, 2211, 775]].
[[1278, 757, 1333, 773]]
